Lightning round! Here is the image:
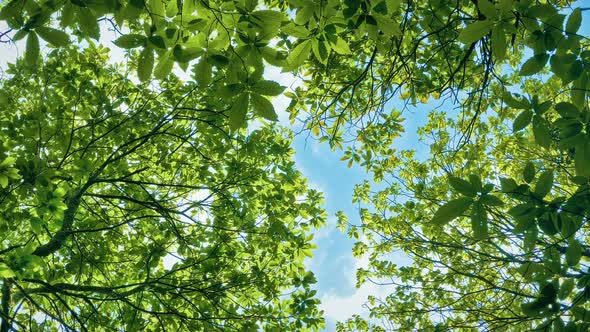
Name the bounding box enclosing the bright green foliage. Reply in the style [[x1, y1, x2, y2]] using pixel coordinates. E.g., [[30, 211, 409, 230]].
[[1, 0, 590, 331], [300, 1, 590, 331], [0, 47, 325, 331], [0, 0, 361, 130]]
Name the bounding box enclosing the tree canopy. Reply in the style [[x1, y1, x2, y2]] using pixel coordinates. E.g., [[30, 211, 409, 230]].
[[0, 0, 589, 331], [0, 46, 325, 330]]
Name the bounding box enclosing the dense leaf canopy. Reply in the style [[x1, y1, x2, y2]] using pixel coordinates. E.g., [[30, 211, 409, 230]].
[[0, 46, 325, 331], [0, 0, 589, 331]]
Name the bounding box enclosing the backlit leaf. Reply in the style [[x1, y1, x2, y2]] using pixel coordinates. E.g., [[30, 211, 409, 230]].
[[25, 31, 39, 66], [113, 34, 146, 49], [36, 27, 70, 46], [566, 239, 582, 266], [491, 24, 506, 61], [523, 162, 535, 183], [251, 80, 285, 96], [520, 53, 549, 76], [229, 93, 249, 131], [457, 20, 493, 44], [431, 197, 473, 226], [449, 176, 477, 197], [471, 202, 488, 239], [513, 110, 533, 132], [78, 8, 100, 40], [565, 8, 582, 34], [137, 47, 154, 82], [154, 51, 173, 79], [250, 93, 278, 121], [534, 170, 553, 198], [285, 39, 312, 70]]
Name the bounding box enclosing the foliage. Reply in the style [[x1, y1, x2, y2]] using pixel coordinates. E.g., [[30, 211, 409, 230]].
[[0, 46, 325, 331], [0, 0, 357, 129], [1, 0, 590, 331], [325, 1, 590, 331]]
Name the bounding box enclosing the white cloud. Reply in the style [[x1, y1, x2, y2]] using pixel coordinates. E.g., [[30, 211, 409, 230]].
[[319, 253, 395, 324], [321, 281, 390, 323]]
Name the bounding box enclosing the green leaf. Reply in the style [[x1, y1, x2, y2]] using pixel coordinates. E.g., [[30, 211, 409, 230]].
[[0, 0, 22, 22], [30, 217, 43, 235], [173, 47, 203, 63], [285, 39, 312, 70], [566, 239, 582, 266], [534, 170, 553, 198], [331, 37, 351, 55], [468, 174, 483, 191], [500, 177, 518, 192], [294, 5, 314, 25], [373, 13, 401, 36], [520, 300, 543, 317], [113, 34, 146, 49], [540, 282, 558, 303], [565, 8, 582, 34], [252, 10, 287, 34], [0, 263, 15, 278], [251, 81, 285, 96], [513, 110, 533, 132], [575, 142, 590, 177], [36, 27, 70, 46], [520, 53, 549, 76], [218, 83, 243, 99], [252, 10, 287, 25], [523, 162, 536, 183], [0, 157, 15, 168], [25, 31, 40, 66], [154, 52, 173, 80], [261, 47, 287, 67], [558, 279, 575, 299], [147, 0, 165, 17], [12, 29, 27, 41], [457, 20, 493, 44], [523, 225, 538, 253], [194, 57, 212, 87], [533, 99, 552, 115], [559, 213, 578, 239], [431, 197, 473, 226], [480, 194, 503, 206], [250, 93, 278, 121], [491, 24, 506, 61], [503, 91, 531, 109], [229, 93, 249, 131], [449, 176, 477, 197], [554, 102, 580, 118], [0, 175, 8, 188], [538, 215, 559, 236], [572, 307, 590, 322], [137, 47, 154, 82], [478, 0, 496, 18], [311, 39, 330, 65], [78, 8, 100, 40], [471, 202, 488, 239], [166, 0, 178, 17], [572, 74, 587, 109], [544, 247, 561, 273], [148, 35, 167, 49], [533, 115, 552, 148]]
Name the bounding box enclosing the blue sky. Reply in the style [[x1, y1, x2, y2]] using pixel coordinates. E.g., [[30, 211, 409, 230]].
[[261, 60, 430, 331], [287, 82, 427, 331]]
